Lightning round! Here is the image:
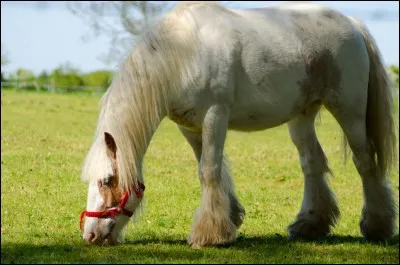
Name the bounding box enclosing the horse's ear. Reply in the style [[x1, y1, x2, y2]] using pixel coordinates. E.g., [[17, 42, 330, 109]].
[[104, 132, 117, 159]]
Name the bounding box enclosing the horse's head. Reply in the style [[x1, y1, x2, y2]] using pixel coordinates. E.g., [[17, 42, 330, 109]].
[[80, 132, 145, 245]]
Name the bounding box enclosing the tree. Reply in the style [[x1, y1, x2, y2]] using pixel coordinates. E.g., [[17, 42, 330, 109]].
[[81, 70, 113, 90], [1, 43, 9, 82], [38, 70, 50, 86], [1, 43, 9, 66], [50, 62, 84, 89], [389, 65, 399, 88], [15, 68, 35, 81], [67, 1, 171, 67], [6, 68, 35, 89], [68, 1, 236, 67]]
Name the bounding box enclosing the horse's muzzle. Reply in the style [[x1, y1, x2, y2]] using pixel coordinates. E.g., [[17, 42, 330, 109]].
[[83, 231, 118, 245]]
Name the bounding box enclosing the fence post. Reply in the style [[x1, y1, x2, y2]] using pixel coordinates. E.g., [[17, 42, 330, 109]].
[[15, 77, 19, 91], [51, 78, 55, 93], [34, 80, 40, 92]]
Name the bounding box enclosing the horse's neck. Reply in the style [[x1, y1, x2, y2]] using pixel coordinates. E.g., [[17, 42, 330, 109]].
[[132, 116, 163, 169], [100, 95, 165, 184]]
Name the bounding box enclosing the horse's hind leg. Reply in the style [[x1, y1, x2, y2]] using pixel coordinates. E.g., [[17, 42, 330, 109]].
[[178, 105, 244, 248], [179, 126, 245, 230], [325, 96, 396, 241], [287, 102, 340, 240]]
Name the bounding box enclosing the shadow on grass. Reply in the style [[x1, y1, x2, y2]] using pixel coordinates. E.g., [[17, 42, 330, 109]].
[[127, 233, 399, 247], [1, 234, 398, 264]]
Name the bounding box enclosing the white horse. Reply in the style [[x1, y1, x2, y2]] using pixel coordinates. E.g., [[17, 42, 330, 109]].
[[79, 2, 397, 248]]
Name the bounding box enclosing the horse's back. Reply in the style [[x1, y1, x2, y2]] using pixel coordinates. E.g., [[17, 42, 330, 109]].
[[169, 2, 369, 132], [231, 3, 360, 51]]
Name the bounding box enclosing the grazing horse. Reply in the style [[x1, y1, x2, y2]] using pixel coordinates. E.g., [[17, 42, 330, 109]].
[[79, 2, 397, 248]]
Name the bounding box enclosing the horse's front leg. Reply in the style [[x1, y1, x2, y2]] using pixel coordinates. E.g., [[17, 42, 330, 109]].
[[287, 105, 340, 240], [188, 104, 237, 249]]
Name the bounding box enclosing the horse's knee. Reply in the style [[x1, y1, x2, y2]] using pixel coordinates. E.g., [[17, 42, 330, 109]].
[[199, 164, 223, 187]]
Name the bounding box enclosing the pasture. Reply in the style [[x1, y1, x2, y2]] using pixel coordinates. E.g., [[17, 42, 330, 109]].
[[1, 89, 398, 263]]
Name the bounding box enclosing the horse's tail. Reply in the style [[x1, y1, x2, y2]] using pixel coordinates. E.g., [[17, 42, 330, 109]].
[[348, 17, 397, 178]]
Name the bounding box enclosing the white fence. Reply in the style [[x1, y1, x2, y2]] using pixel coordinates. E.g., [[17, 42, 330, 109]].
[[1, 72, 398, 99]]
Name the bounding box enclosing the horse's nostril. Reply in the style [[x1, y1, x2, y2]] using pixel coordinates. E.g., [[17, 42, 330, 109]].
[[110, 220, 116, 230], [88, 232, 95, 242]]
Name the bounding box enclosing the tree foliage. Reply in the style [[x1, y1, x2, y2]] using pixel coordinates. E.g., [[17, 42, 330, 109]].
[[389, 65, 399, 88], [81, 70, 113, 89], [7, 68, 35, 81], [49, 62, 84, 88], [1, 43, 9, 81], [1, 43, 9, 66], [67, 1, 236, 66], [67, 1, 171, 66], [37, 71, 49, 86]]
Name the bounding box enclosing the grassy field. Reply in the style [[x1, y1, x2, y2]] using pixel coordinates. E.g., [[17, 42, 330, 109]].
[[1, 90, 399, 264]]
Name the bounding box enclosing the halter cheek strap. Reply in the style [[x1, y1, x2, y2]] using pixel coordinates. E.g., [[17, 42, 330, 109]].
[[80, 182, 145, 231]]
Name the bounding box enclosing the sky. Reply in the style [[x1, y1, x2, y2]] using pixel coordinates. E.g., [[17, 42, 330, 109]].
[[1, 1, 399, 75]]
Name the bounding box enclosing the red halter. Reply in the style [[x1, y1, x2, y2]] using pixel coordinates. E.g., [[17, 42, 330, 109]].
[[80, 182, 145, 231]]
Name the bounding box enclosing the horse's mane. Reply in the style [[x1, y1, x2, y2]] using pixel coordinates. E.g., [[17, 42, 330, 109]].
[[81, 2, 205, 190]]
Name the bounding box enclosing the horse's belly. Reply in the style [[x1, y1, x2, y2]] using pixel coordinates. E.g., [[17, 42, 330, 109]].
[[228, 106, 296, 131], [170, 65, 306, 132], [228, 77, 305, 131]]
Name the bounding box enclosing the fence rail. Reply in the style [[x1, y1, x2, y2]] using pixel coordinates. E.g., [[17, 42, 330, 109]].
[[1, 74, 398, 99]]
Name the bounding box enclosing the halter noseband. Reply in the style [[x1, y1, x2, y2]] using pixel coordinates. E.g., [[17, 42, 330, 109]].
[[79, 182, 145, 231]]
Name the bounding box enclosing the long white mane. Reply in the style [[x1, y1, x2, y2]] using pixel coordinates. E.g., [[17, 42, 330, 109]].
[[81, 2, 204, 190]]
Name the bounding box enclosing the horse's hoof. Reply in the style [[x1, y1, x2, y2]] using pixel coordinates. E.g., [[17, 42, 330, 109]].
[[187, 236, 203, 249], [287, 210, 336, 241], [189, 243, 203, 250], [288, 232, 299, 241], [360, 214, 394, 242]]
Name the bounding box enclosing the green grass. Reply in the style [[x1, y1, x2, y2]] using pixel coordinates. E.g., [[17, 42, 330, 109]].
[[1, 90, 399, 264]]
